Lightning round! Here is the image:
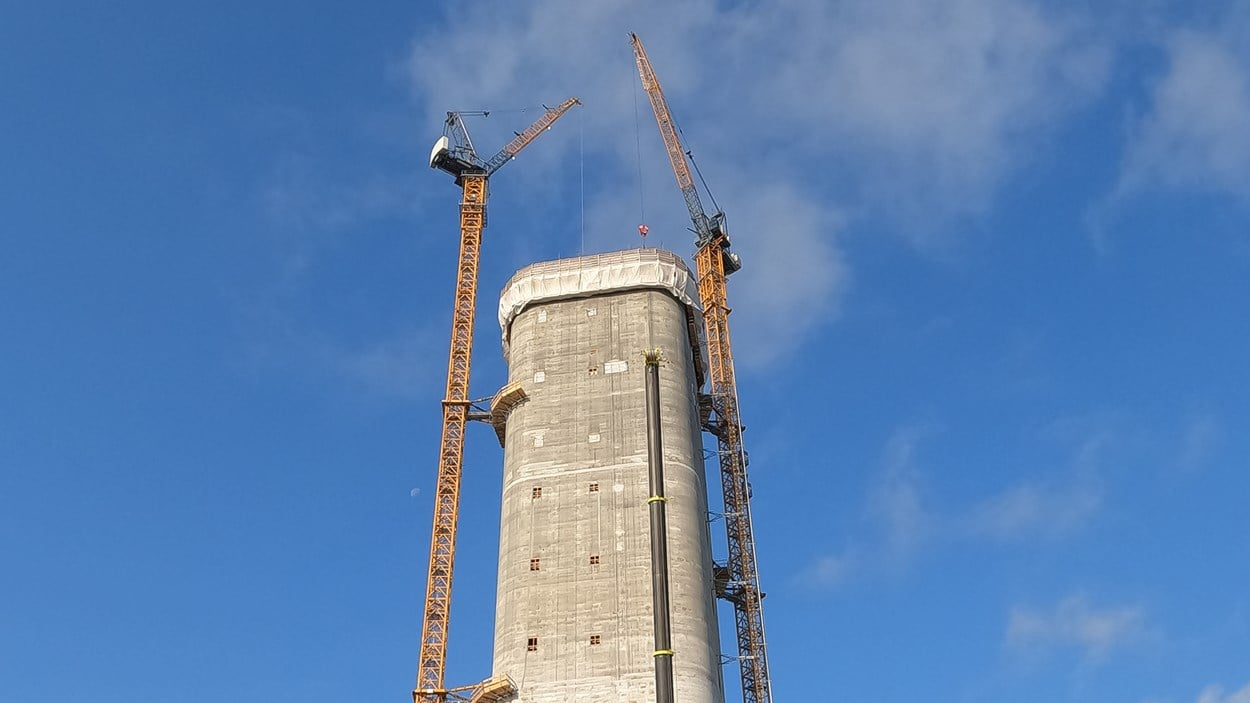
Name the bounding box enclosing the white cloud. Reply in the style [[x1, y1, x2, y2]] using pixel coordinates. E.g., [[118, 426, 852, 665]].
[[719, 182, 848, 367], [797, 425, 932, 586], [962, 415, 1109, 540], [870, 425, 934, 556], [578, 173, 847, 369], [798, 552, 858, 589], [1006, 595, 1150, 661], [800, 418, 1111, 588], [1197, 682, 1250, 703], [799, 424, 937, 586], [1116, 22, 1250, 200], [403, 0, 1108, 365], [738, 0, 1110, 227], [967, 478, 1102, 541]]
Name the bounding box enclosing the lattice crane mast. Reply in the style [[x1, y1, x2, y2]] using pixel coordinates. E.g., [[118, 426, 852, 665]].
[[629, 33, 772, 703], [416, 97, 580, 703]]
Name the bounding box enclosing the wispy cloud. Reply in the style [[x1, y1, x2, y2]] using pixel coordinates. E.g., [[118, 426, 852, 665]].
[[1005, 594, 1151, 661], [800, 552, 858, 589], [736, 0, 1111, 231], [1176, 411, 1222, 473], [962, 416, 1112, 542], [1093, 5, 1250, 250], [869, 425, 935, 558], [1116, 28, 1250, 202], [582, 175, 850, 368], [717, 181, 849, 368], [403, 0, 1109, 365], [796, 424, 934, 587], [1197, 682, 1250, 703], [965, 478, 1102, 541], [799, 418, 1110, 588]]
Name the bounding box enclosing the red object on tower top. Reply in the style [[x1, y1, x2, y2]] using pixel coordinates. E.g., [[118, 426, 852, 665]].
[[638, 224, 649, 237]]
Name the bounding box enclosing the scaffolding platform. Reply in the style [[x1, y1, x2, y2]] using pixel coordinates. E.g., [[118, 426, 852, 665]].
[[469, 675, 517, 703]]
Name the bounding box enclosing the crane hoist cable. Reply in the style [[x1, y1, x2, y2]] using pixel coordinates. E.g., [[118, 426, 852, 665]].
[[415, 96, 580, 703], [629, 32, 772, 703], [632, 68, 648, 235]]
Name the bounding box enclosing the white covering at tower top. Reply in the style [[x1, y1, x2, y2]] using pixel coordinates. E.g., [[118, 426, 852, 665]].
[[498, 247, 704, 360], [498, 248, 699, 332]]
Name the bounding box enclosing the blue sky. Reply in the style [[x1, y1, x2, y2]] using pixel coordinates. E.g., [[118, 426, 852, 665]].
[[2, 1, 1248, 702]]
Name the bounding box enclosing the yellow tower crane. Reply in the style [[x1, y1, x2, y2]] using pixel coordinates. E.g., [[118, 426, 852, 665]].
[[416, 97, 581, 703], [630, 34, 772, 703]]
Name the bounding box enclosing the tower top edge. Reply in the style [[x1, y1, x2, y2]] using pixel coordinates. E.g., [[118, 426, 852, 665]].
[[497, 247, 700, 336]]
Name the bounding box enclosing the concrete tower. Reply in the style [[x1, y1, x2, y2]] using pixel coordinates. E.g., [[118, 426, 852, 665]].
[[489, 248, 724, 703]]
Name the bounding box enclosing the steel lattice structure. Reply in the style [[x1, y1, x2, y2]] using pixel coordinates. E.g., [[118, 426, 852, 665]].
[[696, 240, 770, 703], [631, 33, 773, 703], [416, 98, 580, 703], [415, 173, 484, 700]]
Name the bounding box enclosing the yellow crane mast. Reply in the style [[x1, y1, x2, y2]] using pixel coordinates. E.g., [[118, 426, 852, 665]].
[[417, 97, 581, 703], [630, 33, 772, 703]]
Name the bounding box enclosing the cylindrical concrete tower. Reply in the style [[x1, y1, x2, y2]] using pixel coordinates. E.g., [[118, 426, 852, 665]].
[[490, 248, 724, 703]]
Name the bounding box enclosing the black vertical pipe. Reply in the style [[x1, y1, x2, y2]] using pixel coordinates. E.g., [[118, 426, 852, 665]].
[[644, 349, 675, 703]]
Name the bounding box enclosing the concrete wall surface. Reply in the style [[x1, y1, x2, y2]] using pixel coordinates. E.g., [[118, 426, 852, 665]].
[[492, 250, 724, 703]]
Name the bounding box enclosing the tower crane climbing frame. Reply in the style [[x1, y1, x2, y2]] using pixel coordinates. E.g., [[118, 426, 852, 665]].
[[417, 97, 581, 703], [630, 33, 773, 703]]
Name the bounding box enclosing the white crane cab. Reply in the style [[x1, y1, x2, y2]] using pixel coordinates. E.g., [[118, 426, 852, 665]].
[[429, 135, 451, 170]]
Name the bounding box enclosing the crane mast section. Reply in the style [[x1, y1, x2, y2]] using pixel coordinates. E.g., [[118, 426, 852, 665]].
[[417, 98, 579, 703], [629, 31, 772, 703], [697, 241, 770, 703], [416, 174, 486, 700]]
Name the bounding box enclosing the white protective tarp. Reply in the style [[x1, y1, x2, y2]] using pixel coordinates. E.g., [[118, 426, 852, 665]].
[[498, 248, 702, 355]]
